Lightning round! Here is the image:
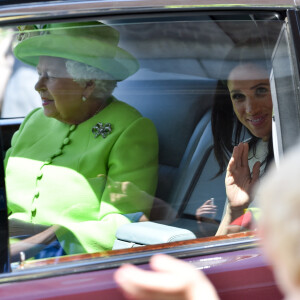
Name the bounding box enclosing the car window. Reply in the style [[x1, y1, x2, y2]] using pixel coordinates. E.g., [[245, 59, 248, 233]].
[[0, 13, 293, 272], [271, 22, 300, 158]]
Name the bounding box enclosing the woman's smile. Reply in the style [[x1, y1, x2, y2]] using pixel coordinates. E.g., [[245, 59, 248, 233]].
[[246, 114, 268, 127]]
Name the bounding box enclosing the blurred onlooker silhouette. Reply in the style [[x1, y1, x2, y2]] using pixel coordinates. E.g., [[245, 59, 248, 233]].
[[115, 141, 300, 300]]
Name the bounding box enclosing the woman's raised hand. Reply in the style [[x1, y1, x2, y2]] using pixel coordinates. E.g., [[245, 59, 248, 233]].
[[225, 143, 260, 219]]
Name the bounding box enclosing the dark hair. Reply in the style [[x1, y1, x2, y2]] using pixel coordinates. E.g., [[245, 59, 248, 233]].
[[211, 38, 274, 177]]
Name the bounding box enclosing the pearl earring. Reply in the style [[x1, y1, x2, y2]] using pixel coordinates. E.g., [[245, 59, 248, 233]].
[[82, 96, 87, 102]]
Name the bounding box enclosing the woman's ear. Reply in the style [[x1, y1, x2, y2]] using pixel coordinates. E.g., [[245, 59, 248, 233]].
[[83, 80, 96, 99]]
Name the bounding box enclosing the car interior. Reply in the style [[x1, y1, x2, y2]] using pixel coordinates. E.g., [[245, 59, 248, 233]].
[[109, 15, 284, 248], [0, 13, 287, 256]]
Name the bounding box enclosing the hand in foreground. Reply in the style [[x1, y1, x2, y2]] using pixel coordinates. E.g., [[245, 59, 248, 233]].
[[114, 254, 219, 300], [195, 198, 217, 223], [225, 143, 260, 219]]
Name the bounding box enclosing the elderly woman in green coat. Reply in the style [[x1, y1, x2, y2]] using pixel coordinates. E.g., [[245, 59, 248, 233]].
[[5, 22, 158, 260]]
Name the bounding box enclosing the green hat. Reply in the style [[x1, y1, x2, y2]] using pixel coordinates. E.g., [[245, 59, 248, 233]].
[[13, 22, 139, 81]]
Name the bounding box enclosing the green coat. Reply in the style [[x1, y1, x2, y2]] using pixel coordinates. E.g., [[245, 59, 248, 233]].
[[5, 98, 159, 254]]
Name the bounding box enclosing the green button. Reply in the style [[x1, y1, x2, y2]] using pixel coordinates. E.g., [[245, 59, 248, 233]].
[[63, 137, 70, 145], [37, 172, 43, 179], [31, 203, 37, 213], [45, 158, 52, 164], [35, 190, 39, 198], [54, 149, 62, 156], [69, 124, 76, 132], [31, 208, 36, 217]]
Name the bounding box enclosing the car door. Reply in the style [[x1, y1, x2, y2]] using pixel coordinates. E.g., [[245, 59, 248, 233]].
[[0, 1, 300, 299]]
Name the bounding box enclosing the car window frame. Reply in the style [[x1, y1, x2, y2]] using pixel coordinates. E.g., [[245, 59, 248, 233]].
[[0, 2, 299, 283]]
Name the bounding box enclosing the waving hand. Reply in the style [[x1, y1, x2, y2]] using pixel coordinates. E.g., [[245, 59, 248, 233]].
[[225, 143, 260, 219]]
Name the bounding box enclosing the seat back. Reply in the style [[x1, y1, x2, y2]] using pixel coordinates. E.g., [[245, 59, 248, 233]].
[[113, 71, 217, 202]]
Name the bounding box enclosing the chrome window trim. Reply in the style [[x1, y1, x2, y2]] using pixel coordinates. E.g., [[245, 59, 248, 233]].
[[0, 235, 259, 284], [0, 118, 24, 126], [0, 0, 295, 25]]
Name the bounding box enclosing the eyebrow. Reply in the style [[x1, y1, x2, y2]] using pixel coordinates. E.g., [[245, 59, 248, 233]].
[[250, 82, 269, 90], [36, 66, 58, 75], [230, 82, 269, 94]]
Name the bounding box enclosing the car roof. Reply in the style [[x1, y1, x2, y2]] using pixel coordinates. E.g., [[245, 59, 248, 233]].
[[0, 0, 297, 6], [0, 0, 297, 19]]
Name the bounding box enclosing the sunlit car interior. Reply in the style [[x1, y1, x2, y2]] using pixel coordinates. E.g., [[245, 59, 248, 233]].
[[0, 11, 295, 269]]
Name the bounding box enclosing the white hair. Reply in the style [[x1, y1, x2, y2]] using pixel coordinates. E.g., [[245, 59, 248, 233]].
[[65, 60, 117, 100]]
